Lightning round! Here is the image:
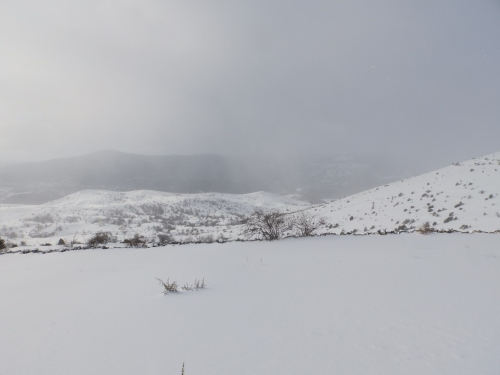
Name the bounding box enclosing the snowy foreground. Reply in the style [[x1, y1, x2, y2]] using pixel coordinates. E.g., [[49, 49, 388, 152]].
[[1, 234, 499, 375]]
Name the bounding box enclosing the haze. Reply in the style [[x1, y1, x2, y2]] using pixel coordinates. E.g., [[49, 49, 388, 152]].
[[1, 0, 499, 165]]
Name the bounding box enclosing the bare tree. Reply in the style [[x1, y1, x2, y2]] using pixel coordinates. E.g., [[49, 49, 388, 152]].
[[242, 209, 289, 241], [417, 221, 433, 234], [290, 212, 326, 237], [87, 231, 112, 247], [157, 233, 173, 245], [124, 233, 146, 247]]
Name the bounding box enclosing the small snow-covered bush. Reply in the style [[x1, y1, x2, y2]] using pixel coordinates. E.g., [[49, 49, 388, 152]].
[[156, 278, 178, 294], [181, 278, 206, 291], [124, 233, 146, 247], [199, 234, 214, 243], [159, 278, 207, 293], [193, 278, 205, 290], [87, 231, 111, 246], [157, 233, 173, 245], [417, 222, 433, 234]]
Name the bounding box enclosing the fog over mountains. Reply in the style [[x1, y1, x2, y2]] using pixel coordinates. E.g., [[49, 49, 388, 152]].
[[0, 150, 428, 205]]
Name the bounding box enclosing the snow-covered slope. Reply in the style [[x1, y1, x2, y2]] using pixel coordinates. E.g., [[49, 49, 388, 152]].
[[0, 190, 310, 245], [1, 152, 498, 248], [306, 152, 500, 234]]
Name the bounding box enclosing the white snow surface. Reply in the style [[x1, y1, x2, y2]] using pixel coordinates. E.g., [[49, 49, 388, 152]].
[[305, 152, 500, 234], [1, 234, 499, 374]]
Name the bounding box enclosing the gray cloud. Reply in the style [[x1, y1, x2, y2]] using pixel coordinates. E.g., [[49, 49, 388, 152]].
[[1, 0, 499, 165]]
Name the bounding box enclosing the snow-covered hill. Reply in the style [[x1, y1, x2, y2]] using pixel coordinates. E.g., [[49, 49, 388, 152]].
[[306, 152, 500, 234], [1, 152, 498, 248], [0, 190, 310, 246]]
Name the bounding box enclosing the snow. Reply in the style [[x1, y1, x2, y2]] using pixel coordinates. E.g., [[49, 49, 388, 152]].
[[305, 152, 500, 234], [0, 152, 498, 248], [0, 190, 310, 246], [1, 152, 499, 373], [1, 234, 499, 375]]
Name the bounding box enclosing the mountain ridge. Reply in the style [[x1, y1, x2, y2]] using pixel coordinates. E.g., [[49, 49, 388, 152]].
[[0, 150, 425, 204]]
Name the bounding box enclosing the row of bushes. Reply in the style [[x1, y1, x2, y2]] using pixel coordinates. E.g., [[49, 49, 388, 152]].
[[242, 210, 326, 241]]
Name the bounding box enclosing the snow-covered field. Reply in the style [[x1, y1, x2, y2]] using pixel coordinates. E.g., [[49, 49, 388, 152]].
[[1, 234, 499, 375]]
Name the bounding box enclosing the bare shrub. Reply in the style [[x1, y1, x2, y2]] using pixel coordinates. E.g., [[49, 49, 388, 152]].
[[88, 231, 111, 246], [242, 209, 289, 241], [157, 233, 173, 245], [0, 237, 6, 251], [216, 234, 227, 243], [124, 233, 146, 247], [156, 278, 178, 294], [417, 222, 433, 234], [290, 212, 326, 237], [181, 278, 206, 291], [194, 278, 205, 289], [199, 234, 214, 243]]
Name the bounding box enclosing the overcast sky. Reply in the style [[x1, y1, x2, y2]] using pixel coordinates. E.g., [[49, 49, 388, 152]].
[[1, 0, 499, 164]]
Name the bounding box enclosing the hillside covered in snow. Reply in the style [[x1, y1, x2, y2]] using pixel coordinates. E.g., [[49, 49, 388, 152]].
[[0, 190, 310, 246], [0, 152, 498, 249], [304, 152, 500, 234]]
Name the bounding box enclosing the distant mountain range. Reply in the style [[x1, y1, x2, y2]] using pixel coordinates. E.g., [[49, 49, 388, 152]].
[[0, 150, 425, 204]]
